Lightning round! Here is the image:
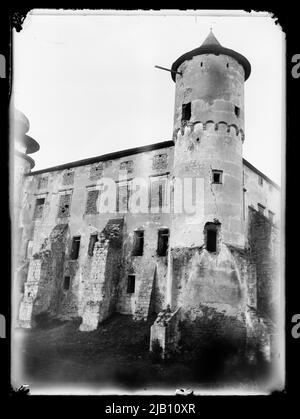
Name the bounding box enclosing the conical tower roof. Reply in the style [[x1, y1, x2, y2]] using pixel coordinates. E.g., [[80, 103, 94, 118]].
[[201, 29, 221, 47], [171, 30, 251, 81]]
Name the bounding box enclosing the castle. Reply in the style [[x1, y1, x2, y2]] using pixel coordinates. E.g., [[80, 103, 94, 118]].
[[13, 31, 281, 361]]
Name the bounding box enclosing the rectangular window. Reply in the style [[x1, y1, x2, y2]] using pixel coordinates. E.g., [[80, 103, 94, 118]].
[[63, 276, 71, 291], [268, 210, 275, 223], [207, 229, 217, 252], [258, 176, 263, 186], [132, 230, 144, 256], [70, 236, 81, 260], [234, 106, 240, 118], [38, 176, 48, 190], [181, 102, 191, 123], [116, 182, 130, 212], [257, 203, 265, 215], [58, 194, 71, 218], [62, 170, 74, 185], [150, 176, 167, 212], [119, 160, 134, 174], [90, 162, 103, 180], [85, 190, 99, 214], [157, 229, 169, 256], [212, 170, 223, 184], [88, 233, 98, 256], [34, 198, 45, 219], [127, 275, 135, 294]]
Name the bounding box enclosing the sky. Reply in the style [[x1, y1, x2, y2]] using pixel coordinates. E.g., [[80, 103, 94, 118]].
[[13, 10, 284, 184]]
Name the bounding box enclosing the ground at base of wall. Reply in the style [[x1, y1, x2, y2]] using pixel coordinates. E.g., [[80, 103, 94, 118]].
[[17, 313, 272, 391]]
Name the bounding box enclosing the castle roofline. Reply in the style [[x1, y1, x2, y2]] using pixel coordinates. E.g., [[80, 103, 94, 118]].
[[26, 139, 279, 190], [171, 31, 251, 82], [27, 140, 174, 176]]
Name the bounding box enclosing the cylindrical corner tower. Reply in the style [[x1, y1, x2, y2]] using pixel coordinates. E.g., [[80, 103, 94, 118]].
[[12, 108, 40, 235], [170, 31, 251, 249]]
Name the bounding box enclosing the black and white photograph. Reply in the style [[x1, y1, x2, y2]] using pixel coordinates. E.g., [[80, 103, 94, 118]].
[[10, 9, 285, 395]]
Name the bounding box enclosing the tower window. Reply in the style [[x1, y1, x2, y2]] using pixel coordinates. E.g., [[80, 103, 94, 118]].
[[258, 176, 263, 186], [63, 276, 71, 291], [88, 233, 98, 256], [132, 230, 144, 256], [207, 230, 217, 252], [212, 170, 223, 184], [157, 229, 169, 256], [257, 203, 265, 215], [70, 236, 81, 260], [181, 102, 191, 123], [127, 275, 135, 294], [234, 106, 240, 117], [204, 221, 220, 253]]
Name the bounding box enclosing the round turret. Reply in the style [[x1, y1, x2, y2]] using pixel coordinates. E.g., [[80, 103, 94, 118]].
[[171, 31, 250, 248]]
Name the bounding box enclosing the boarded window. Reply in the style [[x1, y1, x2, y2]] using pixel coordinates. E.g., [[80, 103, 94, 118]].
[[33, 198, 45, 219], [157, 229, 169, 256], [150, 176, 167, 211], [127, 275, 135, 293], [88, 233, 98, 256], [119, 160, 134, 174], [258, 203, 265, 215], [63, 276, 71, 291], [116, 182, 130, 212], [58, 194, 71, 218], [181, 102, 191, 123], [62, 170, 74, 185], [38, 176, 48, 190], [90, 162, 103, 180], [212, 170, 223, 184], [70, 236, 81, 260], [132, 230, 144, 256], [85, 190, 99, 214], [152, 153, 168, 171]]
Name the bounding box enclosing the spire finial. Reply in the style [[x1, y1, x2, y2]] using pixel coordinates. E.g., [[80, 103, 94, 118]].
[[201, 29, 221, 47]]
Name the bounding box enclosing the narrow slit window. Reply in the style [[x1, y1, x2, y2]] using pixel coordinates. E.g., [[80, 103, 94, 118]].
[[88, 233, 98, 256], [70, 236, 81, 260], [132, 230, 144, 256], [157, 229, 169, 256], [234, 106, 240, 117], [63, 276, 70, 291], [258, 176, 263, 186], [127, 275, 135, 294], [212, 170, 223, 184], [181, 102, 191, 123]]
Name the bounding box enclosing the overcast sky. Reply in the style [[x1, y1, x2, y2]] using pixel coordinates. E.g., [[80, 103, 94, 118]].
[[13, 10, 284, 184]]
